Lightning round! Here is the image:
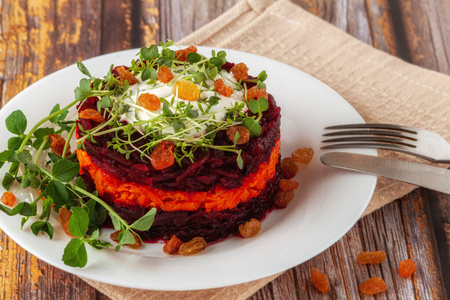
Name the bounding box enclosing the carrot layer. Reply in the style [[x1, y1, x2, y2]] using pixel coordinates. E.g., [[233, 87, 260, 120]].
[[77, 139, 280, 212]]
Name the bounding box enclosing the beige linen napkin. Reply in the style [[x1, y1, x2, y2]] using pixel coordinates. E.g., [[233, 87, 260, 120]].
[[83, 0, 450, 298]]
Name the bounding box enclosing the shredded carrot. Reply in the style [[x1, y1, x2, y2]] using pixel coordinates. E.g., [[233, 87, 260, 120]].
[[76, 140, 280, 212]]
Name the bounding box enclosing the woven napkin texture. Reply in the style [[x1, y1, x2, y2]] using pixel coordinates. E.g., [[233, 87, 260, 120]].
[[83, 0, 450, 298]]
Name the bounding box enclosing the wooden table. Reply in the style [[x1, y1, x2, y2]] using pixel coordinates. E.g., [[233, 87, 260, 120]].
[[0, 0, 448, 299]]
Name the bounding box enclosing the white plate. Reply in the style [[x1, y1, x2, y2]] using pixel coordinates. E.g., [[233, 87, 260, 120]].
[[0, 47, 377, 290]]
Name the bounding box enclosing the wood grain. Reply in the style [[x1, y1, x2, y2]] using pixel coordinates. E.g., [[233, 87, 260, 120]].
[[0, 0, 448, 299]]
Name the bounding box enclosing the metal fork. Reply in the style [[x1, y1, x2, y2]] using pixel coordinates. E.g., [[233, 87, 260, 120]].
[[321, 123, 450, 164]]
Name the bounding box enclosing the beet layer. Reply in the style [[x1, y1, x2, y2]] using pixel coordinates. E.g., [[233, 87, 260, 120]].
[[96, 165, 280, 243]]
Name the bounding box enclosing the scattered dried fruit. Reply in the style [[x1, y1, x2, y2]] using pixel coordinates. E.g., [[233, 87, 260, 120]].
[[110, 230, 142, 249], [79, 109, 105, 123], [291, 147, 314, 164], [178, 237, 207, 255], [175, 45, 197, 61], [311, 268, 331, 293], [138, 93, 161, 111], [399, 259, 417, 278], [116, 66, 139, 86], [239, 219, 261, 238], [157, 65, 174, 84], [1, 191, 16, 207], [214, 78, 233, 97], [58, 207, 72, 236], [359, 277, 387, 295], [278, 179, 299, 191], [230, 63, 249, 81], [226, 126, 251, 145], [48, 134, 70, 157], [280, 157, 298, 179], [163, 235, 184, 255], [357, 251, 387, 265], [150, 140, 176, 170], [172, 79, 200, 101], [274, 190, 295, 208], [246, 86, 268, 100]]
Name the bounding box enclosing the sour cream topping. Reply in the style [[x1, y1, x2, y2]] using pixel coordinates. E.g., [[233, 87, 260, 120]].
[[119, 69, 246, 137]]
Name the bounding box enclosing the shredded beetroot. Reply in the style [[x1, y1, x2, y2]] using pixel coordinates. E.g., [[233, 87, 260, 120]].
[[94, 167, 280, 243], [76, 92, 280, 192]]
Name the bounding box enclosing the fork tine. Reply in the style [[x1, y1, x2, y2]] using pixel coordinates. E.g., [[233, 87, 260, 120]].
[[322, 136, 417, 147], [324, 123, 418, 134], [322, 129, 417, 141], [321, 142, 412, 151]]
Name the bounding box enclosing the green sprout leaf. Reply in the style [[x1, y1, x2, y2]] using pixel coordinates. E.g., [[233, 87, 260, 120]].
[[242, 117, 262, 137], [77, 61, 93, 78], [109, 213, 122, 231], [68, 206, 89, 238], [2, 172, 15, 190], [140, 46, 152, 61], [7, 137, 23, 151], [257, 70, 267, 82], [206, 66, 218, 80], [63, 238, 88, 268], [51, 159, 80, 182], [149, 45, 159, 59], [130, 208, 156, 231], [74, 78, 93, 101], [193, 72, 206, 84], [45, 180, 69, 206], [209, 57, 225, 68], [185, 103, 199, 118], [30, 221, 54, 239], [6, 110, 27, 135], [100, 95, 112, 108], [186, 52, 201, 64]]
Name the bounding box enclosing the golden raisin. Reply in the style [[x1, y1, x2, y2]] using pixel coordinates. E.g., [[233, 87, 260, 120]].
[[359, 277, 387, 295], [110, 230, 142, 249], [399, 259, 417, 278], [246, 86, 268, 100], [226, 126, 250, 145], [1, 191, 16, 207], [291, 147, 314, 164], [48, 134, 71, 157], [311, 268, 331, 293], [175, 45, 197, 61], [58, 207, 72, 236], [357, 251, 386, 265], [274, 190, 295, 208], [214, 78, 233, 97], [157, 66, 174, 84], [116, 66, 139, 86], [278, 179, 299, 192], [150, 140, 175, 170], [138, 93, 161, 111], [239, 219, 261, 238], [230, 63, 249, 81], [280, 157, 298, 179], [163, 235, 184, 255], [79, 109, 105, 123], [172, 80, 200, 101], [178, 237, 207, 255]]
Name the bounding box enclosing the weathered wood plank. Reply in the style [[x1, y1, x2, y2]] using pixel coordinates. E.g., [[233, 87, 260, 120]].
[[157, 0, 240, 43], [427, 191, 450, 297]]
